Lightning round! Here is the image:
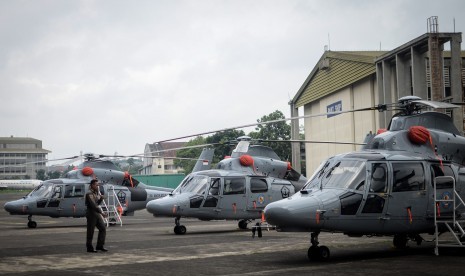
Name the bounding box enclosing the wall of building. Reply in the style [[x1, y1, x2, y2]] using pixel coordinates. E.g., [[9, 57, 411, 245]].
[[304, 76, 378, 174]]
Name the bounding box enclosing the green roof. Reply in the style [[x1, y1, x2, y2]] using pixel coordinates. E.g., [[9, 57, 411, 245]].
[[294, 51, 387, 107]]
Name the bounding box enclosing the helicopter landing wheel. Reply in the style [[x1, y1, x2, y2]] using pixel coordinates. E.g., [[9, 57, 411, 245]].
[[307, 245, 330, 261], [238, 219, 249, 230], [174, 225, 187, 235], [318, 246, 330, 261], [27, 220, 37, 228], [27, 215, 37, 228], [393, 234, 408, 249]]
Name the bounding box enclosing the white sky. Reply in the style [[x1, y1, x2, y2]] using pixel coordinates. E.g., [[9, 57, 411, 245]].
[[1, 0, 464, 160]]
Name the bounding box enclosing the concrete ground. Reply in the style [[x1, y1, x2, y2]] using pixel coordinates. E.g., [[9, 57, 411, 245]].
[[1, 191, 464, 276]]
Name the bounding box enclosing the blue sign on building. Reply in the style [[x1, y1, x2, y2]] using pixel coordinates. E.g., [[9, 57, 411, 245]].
[[327, 100, 342, 118]]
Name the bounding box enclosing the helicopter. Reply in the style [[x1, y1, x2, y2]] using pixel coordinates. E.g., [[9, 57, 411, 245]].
[[146, 136, 308, 235], [3, 153, 175, 228], [264, 96, 465, 261]]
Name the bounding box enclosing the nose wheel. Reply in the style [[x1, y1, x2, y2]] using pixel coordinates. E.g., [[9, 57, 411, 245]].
[[238, 219, 250, 230], [307, 232, 330, 261], [27, 215, 37, 229], [173, 216, 186, 235]]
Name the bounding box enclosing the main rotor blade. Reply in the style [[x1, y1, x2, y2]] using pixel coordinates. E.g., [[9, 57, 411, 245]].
[[108, 142, 224, 159], [258, 139, 366, 146], [156, 106, 386, 143], [0, 155, 81, 169]]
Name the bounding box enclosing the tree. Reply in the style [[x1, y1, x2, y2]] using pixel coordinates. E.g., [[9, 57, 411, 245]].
[[249, 110, 291, 160], [36, 169, 46, 181], [47, 171, 61, 180], [206, 129, 245, 164], [174, 136, 207, 173]]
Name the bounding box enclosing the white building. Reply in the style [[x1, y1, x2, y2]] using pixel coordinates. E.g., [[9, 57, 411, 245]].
[[0, 136, 50, 179], [290, 31, 464, 176], [140, 142, 186, 175]]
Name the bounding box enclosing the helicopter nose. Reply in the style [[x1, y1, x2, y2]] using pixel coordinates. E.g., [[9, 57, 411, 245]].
[[264, 200, 294, 226], [4, 200, 26, 215], [146, 195, 181, 217], [264, 194, 323, 231]]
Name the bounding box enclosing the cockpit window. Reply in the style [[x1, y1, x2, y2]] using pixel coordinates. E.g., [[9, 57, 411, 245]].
[[65, 185, 85, 198], [430, 164, 454, 189], [29, 184, 53, 198], [173, 174, 208, 195], [223, 178, 246, 195], [321, 160, 366, 189], [302, 160, 331, 190], [392, 163, 425, 192]]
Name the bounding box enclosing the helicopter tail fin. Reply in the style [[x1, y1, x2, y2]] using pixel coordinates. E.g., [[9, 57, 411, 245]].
[[192, 148, 215, 173]]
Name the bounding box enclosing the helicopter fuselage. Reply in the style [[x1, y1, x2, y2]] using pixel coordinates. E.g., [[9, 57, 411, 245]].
[[4, 178, 169, 219], [265, 150, 465, 236], [146, 169, 296, 221]]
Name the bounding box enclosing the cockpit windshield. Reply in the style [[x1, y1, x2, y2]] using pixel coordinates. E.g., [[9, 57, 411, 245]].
[[322, 160, 366, 189], [28, 183, 53, 198], [173, 174, 209, 195], [303, 158, 366, 191], [302, 160, 330, 190]]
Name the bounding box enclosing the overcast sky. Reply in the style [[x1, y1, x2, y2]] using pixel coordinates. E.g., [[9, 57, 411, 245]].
[[1, 0, 464, 161]]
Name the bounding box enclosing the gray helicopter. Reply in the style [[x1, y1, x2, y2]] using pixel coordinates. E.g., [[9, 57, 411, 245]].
[[146, 136, 307, 234], [3, 154, 173, 228], [264, 96, 465, 260]]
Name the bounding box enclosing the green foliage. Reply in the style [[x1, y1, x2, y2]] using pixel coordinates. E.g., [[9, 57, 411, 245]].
[[250, 110, 291, 160], [172, 110, 291, 172], [206, 129, 245, 163], [36, 169, 46, 181], [47, 171, 61, 179], [174, 136, 207, 173]]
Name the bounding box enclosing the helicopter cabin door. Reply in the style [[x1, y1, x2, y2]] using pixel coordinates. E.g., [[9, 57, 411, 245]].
[[429, 164, 455, 219], [59, 184, 86, 217], [357, 162, 389, 232], [246, 177, 269, 211], [201, 177, 221, 211], [217, 177, 247, 219], [383, 162, 428, 232], [44, 184, 64, 215]]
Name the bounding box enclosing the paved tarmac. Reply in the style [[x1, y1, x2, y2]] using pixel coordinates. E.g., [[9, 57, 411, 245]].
[[1, 191, 464, 276]]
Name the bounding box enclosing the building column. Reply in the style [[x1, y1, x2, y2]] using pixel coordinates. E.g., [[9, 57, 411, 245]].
[[396, 53, 410, 98], [450, 33, 463, 133], [411, 46, 428, 100], [289, 101, 301, 173], [376, 62, 387, 128]]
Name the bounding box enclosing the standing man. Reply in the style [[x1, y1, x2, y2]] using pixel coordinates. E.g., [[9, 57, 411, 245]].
[[85, 179, 108, 252]]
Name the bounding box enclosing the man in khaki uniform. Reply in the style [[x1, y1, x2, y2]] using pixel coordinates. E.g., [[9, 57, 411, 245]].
[[85, 179, 108, 252]]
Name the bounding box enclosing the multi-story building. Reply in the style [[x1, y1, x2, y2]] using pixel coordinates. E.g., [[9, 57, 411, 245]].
[[140, 141, 186, 175], [0, 136, 50, 179], [290, 25, 464, 176]]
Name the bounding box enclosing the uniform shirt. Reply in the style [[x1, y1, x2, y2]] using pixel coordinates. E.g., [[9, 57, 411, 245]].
[[85, 189, 104, 215]]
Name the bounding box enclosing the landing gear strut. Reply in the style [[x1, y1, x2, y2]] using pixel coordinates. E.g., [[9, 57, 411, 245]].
[[27, 215, 37, 229], [173, 216, 186, 235], [307, 231, 330, 261]]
